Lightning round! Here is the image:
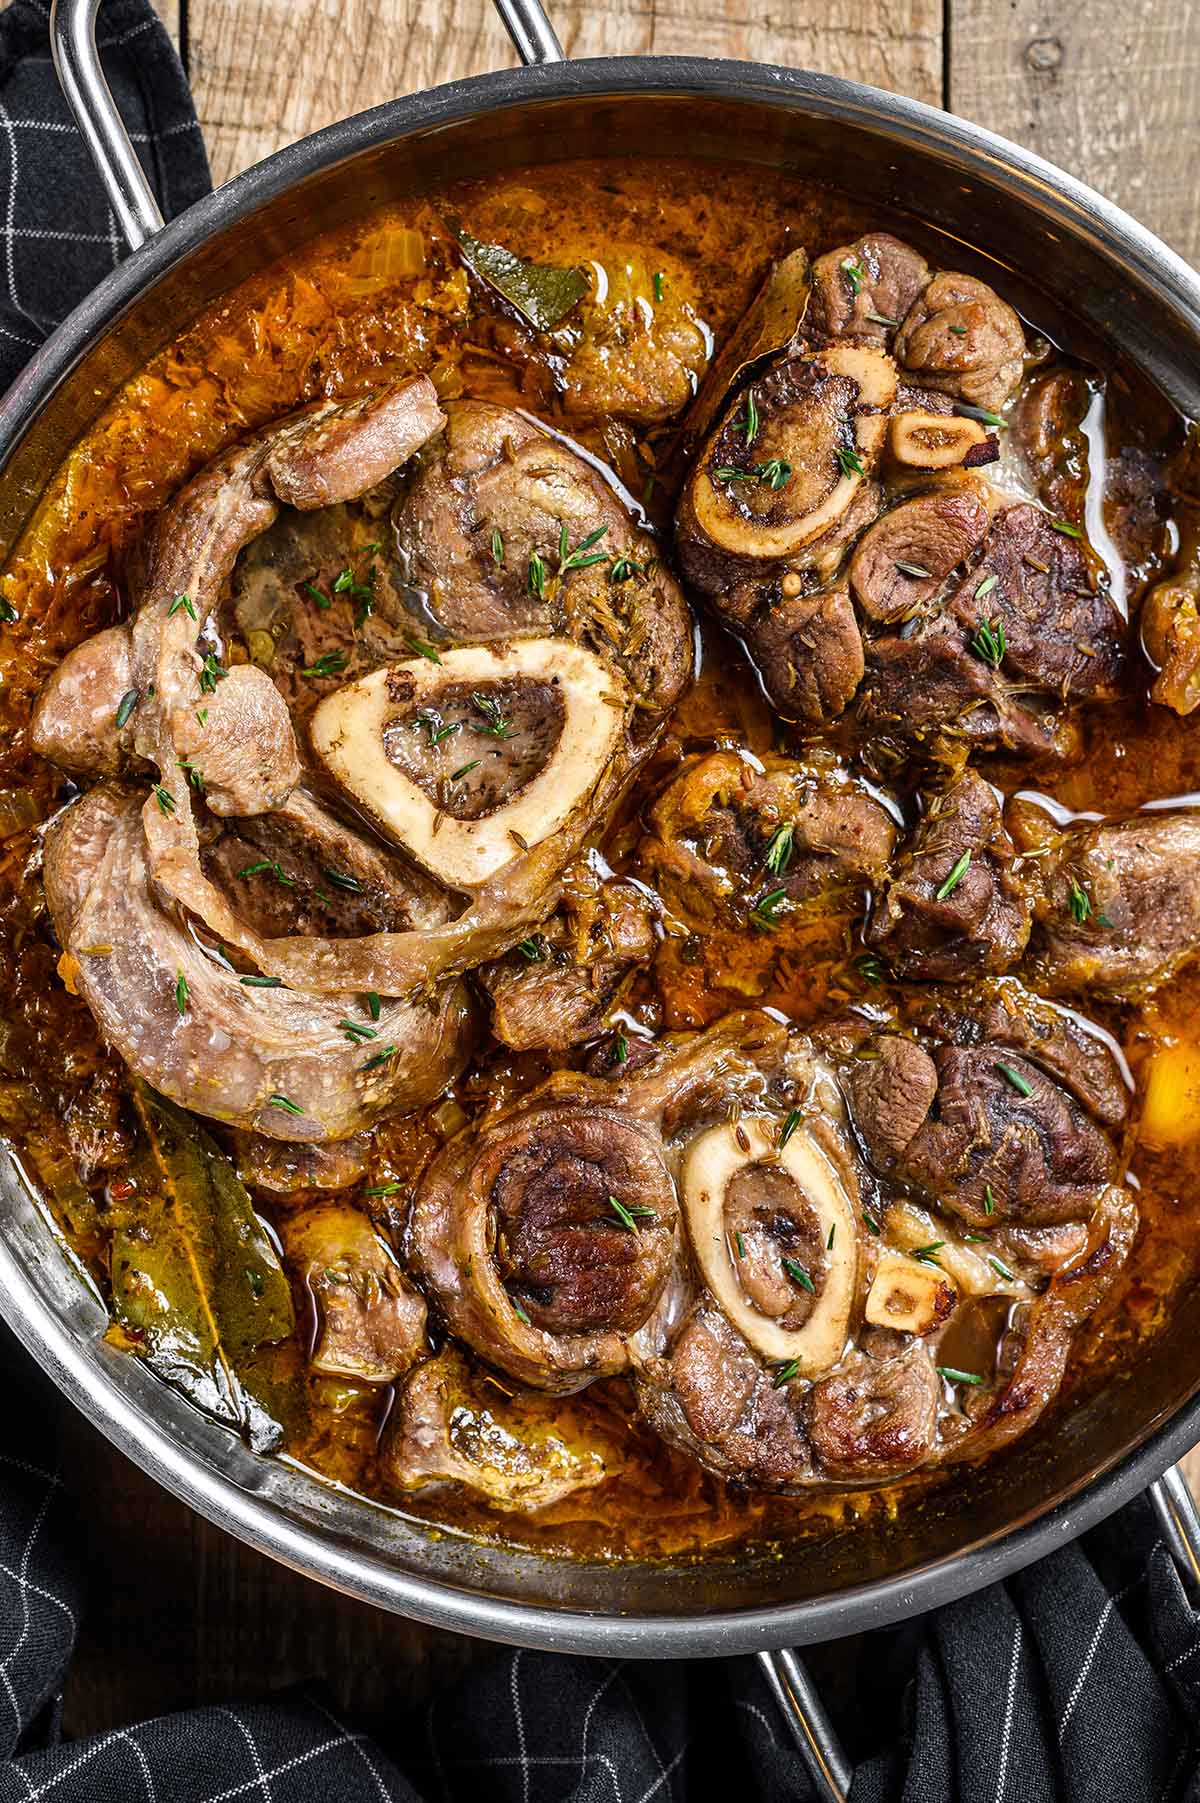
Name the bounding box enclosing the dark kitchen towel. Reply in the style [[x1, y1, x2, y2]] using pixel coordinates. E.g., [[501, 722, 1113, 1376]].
[[0, 0, 207, 392], [1, 2, 1199, 1798]]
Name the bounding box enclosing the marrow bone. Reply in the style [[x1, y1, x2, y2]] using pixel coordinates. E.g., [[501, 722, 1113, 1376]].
[[680, 1115, 858, 1375], [864, 1250, 957, 1335], [689, 343, 898, 561], [310, 639, 627, 889]]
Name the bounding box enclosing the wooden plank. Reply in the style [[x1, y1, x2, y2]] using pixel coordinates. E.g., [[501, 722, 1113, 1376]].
[[948, 1, 1200, 267], [184, 0, 942, 189]]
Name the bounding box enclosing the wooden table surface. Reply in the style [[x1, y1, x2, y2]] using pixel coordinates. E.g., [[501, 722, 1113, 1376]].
[[51, 0, 1200, 1738]]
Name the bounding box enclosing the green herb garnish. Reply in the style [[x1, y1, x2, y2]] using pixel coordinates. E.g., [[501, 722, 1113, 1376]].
[[152, 784, 175, 816], [340, 1019, 377, 1043], [609, 1194, 656, 1231], [360, 1045, 398, 1072], [779, 1108, 801, 1149], [558, 523, 610, 576], [970, 616, 1006, 669], [302, 581, 332, 610], [835, 445, 866, 479], [750, 887, 788, 931], [267, 1094, 304, 1116], [472, 692, 513, 739], [974, 573, 999, 601], [167, 592, 196, 621], [840, 256, 864, 295], [528, 549, 547, 598], [240, 974, 284, 988], [909, 1241, 944, 1267], [1051, 518, 1083, 538], [174, 970, 188, 1016], [783, 1257, 815, 1292], [115, 688, 140, 729], [894, 561, 932, 579], [996, 1062, 1033, 1098], [937, 1366, 985, 1386], [323, 867, 364, 893], [771, 1359, 801, 1388], [764, 822, 794, 876], [744, 391, 760, 445], [404, 637, 441, 664], [935, 850, 971, 901], [199, 653, 227, 693], [365, 992, 382, 1020], [516, 937, 545, 962], [302, 651, 349, 680]]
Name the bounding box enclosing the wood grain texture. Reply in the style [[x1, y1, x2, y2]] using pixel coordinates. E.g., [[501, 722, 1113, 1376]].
[[949, 1, 1200, 267], [182, 0, 941, 188]]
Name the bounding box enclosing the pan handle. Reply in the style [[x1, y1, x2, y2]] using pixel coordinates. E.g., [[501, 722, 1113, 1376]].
[[49, 0, 165, 254], [492, 0, 565, 66], [756, 1647, 852, 1803], [760, 1460, 1200, 1801], [49, 0, 563, 263]]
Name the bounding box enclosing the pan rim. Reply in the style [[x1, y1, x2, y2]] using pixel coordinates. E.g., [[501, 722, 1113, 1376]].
[[3, 52, 1200, 1654]]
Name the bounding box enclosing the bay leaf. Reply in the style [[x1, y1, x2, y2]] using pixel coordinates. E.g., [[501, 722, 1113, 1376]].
[[677, 246, 813, 452], [450, 219, 588, 332], [109, 1082, 296, 1453]]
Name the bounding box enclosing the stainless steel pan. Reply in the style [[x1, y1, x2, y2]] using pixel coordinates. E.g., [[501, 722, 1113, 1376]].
[[5, 2, 1200, 1787]]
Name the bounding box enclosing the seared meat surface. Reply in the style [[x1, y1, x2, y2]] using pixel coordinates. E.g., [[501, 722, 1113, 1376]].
[[892, 271, 1026, 413], [844, 1032, 1118, 1229], [867, 771, 1032, 980], [478, 877, 656, 1052], [409, 1086, 678, 1392], [640, 750, 896, 931], [1014, 804, 1200, 997]]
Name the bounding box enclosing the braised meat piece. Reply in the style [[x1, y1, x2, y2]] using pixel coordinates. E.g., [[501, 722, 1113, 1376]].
[[1014, 367, 1090, 521], [409, 1087, 678, 1393], [745, 581, 866, 722], [805, 1342, 941, 1482], [380, 1345, 620, 1512], [848, 488, 992, 626], [635, 1302, 817, 1487], [171, 664, 300, 817], [894, 271, 1026, 414], [1014, 804, 1200, 997], [478, 877, 656, 1052], [200, 787, 450, 941], [233, 1130, 372, 1197], [1141, 511, 1200, 715], [807, 232, 932, 346], [867, 772, 1033, 980], [943, 504, 1122, 700], [857, 621, 1082, 763], [392, 400, 692, 713], [555, 248, 710, 424], [42, 784, 474, 1140], [280, 1203, 426, 1383], [857, 500, 1119, 759], [639, 750, 896, 932], [939, 1188, 1137, 1464], [844, 1032, 1118, 1229], [678, 344, 896, 583], [907, 979, 1131, 1132], [30, 623, 138, 777]]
